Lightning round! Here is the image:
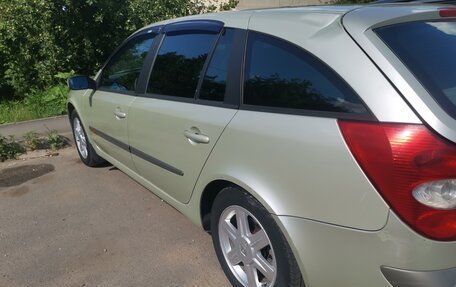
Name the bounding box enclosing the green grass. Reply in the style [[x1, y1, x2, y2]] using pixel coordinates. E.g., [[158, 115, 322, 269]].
[[0, 84, 68, 124], [0, 101, 36, 124]]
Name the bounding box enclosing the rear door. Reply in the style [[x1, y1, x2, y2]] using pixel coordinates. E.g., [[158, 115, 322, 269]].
[[128, 22, 243, 203], [89, 32, 156, 170]]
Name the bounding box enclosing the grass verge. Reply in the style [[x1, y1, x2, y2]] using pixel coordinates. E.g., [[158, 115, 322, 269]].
[[0, 83, 68, 124], [0, 101, 36, 124]]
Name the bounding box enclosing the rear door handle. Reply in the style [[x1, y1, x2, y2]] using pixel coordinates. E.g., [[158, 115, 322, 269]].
[[184, 129, 210, 144], [114, 108, 127, 119]]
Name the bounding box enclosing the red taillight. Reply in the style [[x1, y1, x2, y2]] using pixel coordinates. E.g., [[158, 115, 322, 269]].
[[440, 8, 456, 18], [338, 121, 456, 241]]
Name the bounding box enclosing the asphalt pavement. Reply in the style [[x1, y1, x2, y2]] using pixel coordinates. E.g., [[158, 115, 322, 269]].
[[0, 116, 71, 139], [0, 146, 230, 287]]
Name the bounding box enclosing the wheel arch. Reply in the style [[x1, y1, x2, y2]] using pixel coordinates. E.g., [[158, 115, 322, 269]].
[[199, 177, 278, 233], [200, 180, 233, 232], [200, 178, 307, 286], [67, 100, 88, 136], [67, 102, 75, 117], [67, 101, 79, 130], [67, 90, 92, 141]]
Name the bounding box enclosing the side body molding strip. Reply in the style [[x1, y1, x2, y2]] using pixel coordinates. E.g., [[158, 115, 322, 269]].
[[89, 126, 184, 176]]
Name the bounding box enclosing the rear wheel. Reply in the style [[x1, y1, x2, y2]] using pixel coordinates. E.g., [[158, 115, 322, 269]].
[[70, 110, 105, 167], [211, 186, 304, 287]]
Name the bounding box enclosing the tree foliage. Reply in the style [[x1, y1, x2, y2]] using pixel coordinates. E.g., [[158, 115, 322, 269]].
[[0, 0, 236, 99]]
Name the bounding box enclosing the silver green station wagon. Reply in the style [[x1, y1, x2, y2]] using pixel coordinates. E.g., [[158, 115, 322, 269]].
[[67, 3, 456, 287]]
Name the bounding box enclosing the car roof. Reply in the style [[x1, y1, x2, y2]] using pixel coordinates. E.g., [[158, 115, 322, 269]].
[[141, 5, 361, 31], [140, 2, 452, 33]]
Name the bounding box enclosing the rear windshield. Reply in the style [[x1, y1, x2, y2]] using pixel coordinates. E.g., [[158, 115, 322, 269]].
[[376, 20, 456, 119]]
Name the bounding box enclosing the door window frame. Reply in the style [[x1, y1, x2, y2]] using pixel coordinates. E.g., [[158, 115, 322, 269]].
[[95, 26, 162, 96], [140, 20, 243, 109]]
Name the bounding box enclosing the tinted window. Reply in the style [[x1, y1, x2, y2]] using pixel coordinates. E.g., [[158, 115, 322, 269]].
[[100, 34, 155, 92], [199, 29, 235, 101], [376, 21, 456, 119], [244, 32, 369, 114], [148, 32, 218, 98]]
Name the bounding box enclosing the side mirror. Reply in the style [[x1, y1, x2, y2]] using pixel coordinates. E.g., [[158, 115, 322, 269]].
[[67, 75, 97, 90]]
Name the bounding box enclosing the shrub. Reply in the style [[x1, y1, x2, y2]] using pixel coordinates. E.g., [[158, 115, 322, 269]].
[[0, 134, 25, 162], [24, 83, 68, 119], [0, 0, 238, 100], [23, 131, 39, 151], [47, 130, 66, 151], [0, 72, 72, 124]]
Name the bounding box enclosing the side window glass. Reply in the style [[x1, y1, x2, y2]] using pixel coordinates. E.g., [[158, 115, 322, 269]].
[[100, 34, 155, 92], [243, 32, 369, 114], [147, 32, 218, 98], [199, 28, 235, 102]]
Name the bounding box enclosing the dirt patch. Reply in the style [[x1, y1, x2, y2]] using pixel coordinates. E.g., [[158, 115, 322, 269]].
[[0, 164, 55, 187]]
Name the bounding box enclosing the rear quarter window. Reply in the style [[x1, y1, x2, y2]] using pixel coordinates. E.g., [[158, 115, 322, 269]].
[[376, 20, 456, 119], [243, 31, 370, 116]]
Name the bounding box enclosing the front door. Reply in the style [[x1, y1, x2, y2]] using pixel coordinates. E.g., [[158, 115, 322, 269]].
[[89, 32, 156, 170]]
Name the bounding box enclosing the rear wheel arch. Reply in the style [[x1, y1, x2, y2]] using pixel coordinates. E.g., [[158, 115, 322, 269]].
[[209, 184, 305, 286], [200, 180, 234, 232], [199, 179, 277, 232]]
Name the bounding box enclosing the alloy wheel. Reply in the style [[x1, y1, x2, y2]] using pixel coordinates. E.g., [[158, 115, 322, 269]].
[[73, 117, 88, 159], [218, 205, 277, 287]]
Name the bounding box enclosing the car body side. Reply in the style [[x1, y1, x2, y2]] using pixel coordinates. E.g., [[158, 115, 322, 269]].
[[68, 5, 456, 287], [68, 8, 393, 230]]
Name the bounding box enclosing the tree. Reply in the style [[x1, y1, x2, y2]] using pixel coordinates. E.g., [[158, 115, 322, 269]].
[[0, 0, 237, 99]]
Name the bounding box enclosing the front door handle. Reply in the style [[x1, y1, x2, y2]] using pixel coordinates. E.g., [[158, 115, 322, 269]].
[[114, 108, 127, 119], [184, 129, 210, 144]]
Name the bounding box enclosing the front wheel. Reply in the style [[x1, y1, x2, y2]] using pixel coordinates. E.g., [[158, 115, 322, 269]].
[[211, 186, 304, 287], [70, 110, 105, 167]]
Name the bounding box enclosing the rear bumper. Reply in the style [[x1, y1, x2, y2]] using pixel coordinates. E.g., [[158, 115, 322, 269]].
[[381, 266, 456, 287], [276, 211, 456, 287]]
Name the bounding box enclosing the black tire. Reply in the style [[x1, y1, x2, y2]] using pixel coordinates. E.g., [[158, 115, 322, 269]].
[[70, 110, 105, 167], [211, 186, 304, 287]]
